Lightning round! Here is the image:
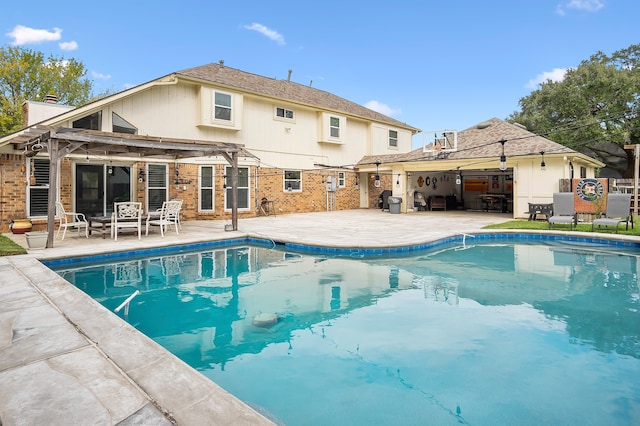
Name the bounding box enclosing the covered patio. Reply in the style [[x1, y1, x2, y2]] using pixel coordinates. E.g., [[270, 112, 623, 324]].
[[9, 125, 251, 248]]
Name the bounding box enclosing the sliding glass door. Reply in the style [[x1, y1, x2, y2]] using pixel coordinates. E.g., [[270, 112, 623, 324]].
[[76, 164, 131, 217]]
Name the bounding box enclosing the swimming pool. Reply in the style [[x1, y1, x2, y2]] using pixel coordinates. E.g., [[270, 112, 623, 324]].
[[50, 239, 640, 425]]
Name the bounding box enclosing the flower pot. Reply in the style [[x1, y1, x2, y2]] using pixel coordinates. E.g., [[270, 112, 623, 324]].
[[10, 219, 33, 234], [25, 231, 48, 250]]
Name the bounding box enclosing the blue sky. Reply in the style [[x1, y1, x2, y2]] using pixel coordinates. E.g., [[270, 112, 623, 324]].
[[2, 0, 637, 148]]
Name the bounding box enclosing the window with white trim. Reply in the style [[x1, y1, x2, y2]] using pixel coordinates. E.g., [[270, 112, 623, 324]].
[[389, 129, 398, 147], [225, 166, 249, 210], [200, 165, 215, 211], [147, 164, 167, 212], [338, 172, 345, 188], [275, 107, 294, 120], [27, 158, 50, 217], [284, 170, 302, 192], [330, 116, 341, 138], [214, 91, 232, 121]]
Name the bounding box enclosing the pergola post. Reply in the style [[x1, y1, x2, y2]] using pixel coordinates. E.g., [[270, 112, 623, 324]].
[[46, 138, 58, 248], [625, 144, 639, 217]]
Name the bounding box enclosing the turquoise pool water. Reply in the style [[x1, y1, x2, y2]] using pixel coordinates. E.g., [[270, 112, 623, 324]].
[[50, 240, 640, 425]]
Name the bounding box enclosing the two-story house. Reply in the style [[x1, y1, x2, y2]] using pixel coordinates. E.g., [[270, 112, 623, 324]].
[[0, 61, 420, 233]]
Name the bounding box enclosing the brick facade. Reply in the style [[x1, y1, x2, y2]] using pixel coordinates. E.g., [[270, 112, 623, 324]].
[[0, 156, 363, 233]]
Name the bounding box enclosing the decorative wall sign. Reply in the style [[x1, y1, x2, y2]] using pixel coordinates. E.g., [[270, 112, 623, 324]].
[[575, 178, 604, 201]]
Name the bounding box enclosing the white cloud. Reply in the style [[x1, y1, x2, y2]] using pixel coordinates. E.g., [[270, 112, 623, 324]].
[[6, 25, 62, 45], [243, 23, 285, 45], [364, 100, 402, 117], [556, 0, 604, 15], [525, 68, 568, 89], [59, 41, 78, 51], [92, 71, 112, 80]]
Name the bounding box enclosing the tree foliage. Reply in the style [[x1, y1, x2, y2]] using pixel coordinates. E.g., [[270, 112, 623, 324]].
[[508, 44, 640, 177], [0, 46, 93, 136]]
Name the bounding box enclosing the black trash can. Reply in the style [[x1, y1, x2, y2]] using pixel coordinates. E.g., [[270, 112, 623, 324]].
[[388, 196, 402, 214]]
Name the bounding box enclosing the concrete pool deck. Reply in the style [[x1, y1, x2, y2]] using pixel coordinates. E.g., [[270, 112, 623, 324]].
[[2, 209, 638, 425]]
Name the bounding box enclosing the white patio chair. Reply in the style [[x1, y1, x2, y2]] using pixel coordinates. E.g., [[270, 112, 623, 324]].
[[548, 193, 577, 230], [146, 200, 182, 237], [55, 201, 88, 240], [112, 202, 142, 241], [592, 193, 633, 233]]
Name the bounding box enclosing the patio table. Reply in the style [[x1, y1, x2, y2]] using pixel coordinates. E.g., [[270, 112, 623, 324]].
[[88, 216, 112, 239]]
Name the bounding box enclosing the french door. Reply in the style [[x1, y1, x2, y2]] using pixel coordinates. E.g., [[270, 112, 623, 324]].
[[75, 164, 131, 217]]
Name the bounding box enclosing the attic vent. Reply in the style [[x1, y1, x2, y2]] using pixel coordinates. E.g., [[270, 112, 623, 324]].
[[476, 121, 491, 129], [219, 59, 224, 68], [287, 69, 292, 81]]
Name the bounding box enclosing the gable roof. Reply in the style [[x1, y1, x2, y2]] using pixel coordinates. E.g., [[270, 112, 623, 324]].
[[358, 117, 604, 167], [176, 62, 419, 132]]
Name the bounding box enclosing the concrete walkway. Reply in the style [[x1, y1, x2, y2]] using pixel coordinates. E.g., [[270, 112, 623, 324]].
[[1, 209, 634, 425]]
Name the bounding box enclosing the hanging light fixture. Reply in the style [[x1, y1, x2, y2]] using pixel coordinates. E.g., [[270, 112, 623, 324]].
[[540, 151, 546, 171], [374, 161, 381, 188], [499, 140, 507, 171]]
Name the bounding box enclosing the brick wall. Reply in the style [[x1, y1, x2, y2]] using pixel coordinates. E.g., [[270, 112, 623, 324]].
[[0, 158, 364, 233], [0, 154, 29, 232]]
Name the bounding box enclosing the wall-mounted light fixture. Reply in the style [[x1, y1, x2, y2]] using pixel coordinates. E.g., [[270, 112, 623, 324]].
[[499, 139, 507, 171], [108, 161, 113, 175], [540, 151, 546, 171], [396, 173, 401, 187], [355, 175, 359, 187], [374, 161, 381, 188], [138, 168, 145, 183], [569, 160, 574, 179], [223, 174, 227, 188]]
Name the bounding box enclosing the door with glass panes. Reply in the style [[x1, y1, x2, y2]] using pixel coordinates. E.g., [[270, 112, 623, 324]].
[[75, 164, 131, 217]]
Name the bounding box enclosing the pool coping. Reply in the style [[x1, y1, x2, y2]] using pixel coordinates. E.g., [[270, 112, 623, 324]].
[[42, 229, 640, 268]]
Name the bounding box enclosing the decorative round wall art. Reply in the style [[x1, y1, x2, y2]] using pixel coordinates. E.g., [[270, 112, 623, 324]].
[[575, 178, 604, 201]]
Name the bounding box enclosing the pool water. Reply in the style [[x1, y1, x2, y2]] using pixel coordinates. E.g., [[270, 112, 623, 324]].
[[51, 241, 640, 425]]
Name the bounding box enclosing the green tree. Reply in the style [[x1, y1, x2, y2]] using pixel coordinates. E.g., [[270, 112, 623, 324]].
[[508, 44, 640, 178], [0, 46, 93, 136]]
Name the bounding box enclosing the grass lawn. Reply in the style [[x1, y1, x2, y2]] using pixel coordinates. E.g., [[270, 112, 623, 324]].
[[0, 234, 27, 256], [484, 218, 640, 236]]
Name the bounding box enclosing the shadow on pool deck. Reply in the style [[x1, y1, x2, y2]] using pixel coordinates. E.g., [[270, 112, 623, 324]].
[[4, 209, 633, 425]]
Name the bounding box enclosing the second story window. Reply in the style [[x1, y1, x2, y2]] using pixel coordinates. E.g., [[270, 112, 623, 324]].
[[330, 116, 340, 138], [112, 112, 137, 134], [73, 111, 102, 130], [214, 91, 232, 121], [389, 129, 398, 147], [338, 172, 345, 188], [275, 107, 294, 120]]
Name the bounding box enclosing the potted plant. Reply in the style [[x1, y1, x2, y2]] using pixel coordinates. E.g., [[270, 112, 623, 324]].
[[25, 231, 48, 249]]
